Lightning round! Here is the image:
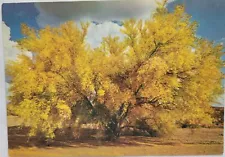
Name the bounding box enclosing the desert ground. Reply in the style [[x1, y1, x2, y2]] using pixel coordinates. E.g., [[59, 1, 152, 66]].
[[8, 116, 224, 157]]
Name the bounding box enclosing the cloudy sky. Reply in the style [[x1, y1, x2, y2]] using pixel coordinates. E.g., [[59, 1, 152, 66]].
[[2, 0, 225, 106]]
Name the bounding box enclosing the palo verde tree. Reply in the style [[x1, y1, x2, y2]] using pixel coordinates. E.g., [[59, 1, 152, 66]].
[[7, 3, 224, 140]]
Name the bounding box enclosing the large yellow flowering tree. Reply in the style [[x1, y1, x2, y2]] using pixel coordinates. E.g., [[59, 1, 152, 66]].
[[7, 4, 224, 140]]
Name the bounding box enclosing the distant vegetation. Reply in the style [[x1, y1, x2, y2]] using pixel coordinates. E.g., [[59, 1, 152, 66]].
[[212, 107, 224, 127]]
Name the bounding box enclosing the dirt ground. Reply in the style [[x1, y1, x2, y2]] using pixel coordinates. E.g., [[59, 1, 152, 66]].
[[7, 116, 224, 157]]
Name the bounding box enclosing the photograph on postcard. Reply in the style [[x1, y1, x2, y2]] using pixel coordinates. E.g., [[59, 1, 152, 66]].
[[2, 0, 224, 156]]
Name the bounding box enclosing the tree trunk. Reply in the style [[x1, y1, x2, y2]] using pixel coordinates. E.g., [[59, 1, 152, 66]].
[[105, 114, 120, 141], [104, 103, 132, 141]]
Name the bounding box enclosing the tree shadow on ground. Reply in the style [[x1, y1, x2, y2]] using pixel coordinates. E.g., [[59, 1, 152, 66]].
[[8, 126, 223, 149], [8, 126, 157, 149]]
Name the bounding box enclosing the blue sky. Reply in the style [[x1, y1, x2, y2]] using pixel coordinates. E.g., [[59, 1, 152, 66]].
[[2, 0, 225, 106], [168, 0, 225, 41], [2, 0, 225, 43], [2, 3, 40, 41]]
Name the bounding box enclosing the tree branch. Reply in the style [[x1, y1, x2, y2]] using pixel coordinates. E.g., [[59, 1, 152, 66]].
[[134, 84, 143, 96], [135, 96, 159, 107], [166, 67, 197, 80]]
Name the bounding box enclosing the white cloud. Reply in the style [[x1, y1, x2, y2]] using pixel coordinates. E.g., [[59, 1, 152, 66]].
[[218, 38, 225, 45], [212, 95, 224, 107], [2, 21, 33, 93], [34, 0, 175, 48], [2, 22, 17, 101], [34, 0, 161, 28], [2, 22, 33, 63], [2, 22, 34, 103], [2, 22, 21, 62], [167, 0, 176, 3], [86, 22, 124, 48]]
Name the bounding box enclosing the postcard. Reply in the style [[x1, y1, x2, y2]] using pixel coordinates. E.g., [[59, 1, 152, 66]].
[[1, 0, 224, 156]]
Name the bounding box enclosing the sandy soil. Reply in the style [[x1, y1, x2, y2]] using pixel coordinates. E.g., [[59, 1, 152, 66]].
[[8, 125, 224, 157]]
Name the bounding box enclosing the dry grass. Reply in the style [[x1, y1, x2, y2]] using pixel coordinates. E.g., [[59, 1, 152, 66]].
[[7, 116, 23, 127], [9, 144, 224, 157], [8, 116, 224, 157]]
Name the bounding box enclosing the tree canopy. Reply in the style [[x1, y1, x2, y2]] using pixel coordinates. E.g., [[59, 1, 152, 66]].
[[7, 4, 224, 140]]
